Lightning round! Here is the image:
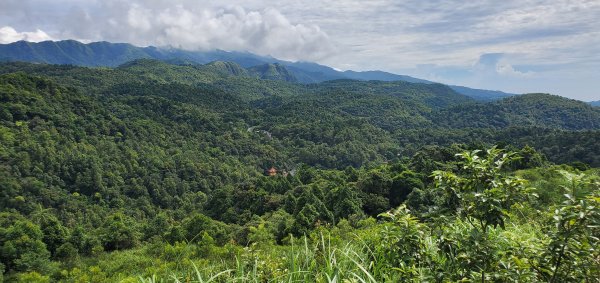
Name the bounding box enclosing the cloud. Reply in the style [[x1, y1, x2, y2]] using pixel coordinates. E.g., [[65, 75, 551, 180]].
[[474, 53, 534, 77], [0, 26, 53, 44], [495, 62, 534, 77], [0, 1, 336, 62], [127, 5, 334, 61]]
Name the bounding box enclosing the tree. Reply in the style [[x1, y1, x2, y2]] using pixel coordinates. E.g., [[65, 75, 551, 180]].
[[181, 213, 230, 245], [38, 215, 69, 256], [433, 147, 533, 231], [510, 145, 547, 170], [142, 212, 170, 240], [375, 205, 426, 280], [288, 185, 334, 234], [389, 170, 423, 207], [539, 171, 600, 282], [247, 222, 275, 246], [326, 185, 363, 222], [0, 213, 50, 273], [432, 147, 535, 281], [293, 204, 320, 235], [358, 168, 392, 216], [99, 213, 140, 251], [55, 242, 78, 262]]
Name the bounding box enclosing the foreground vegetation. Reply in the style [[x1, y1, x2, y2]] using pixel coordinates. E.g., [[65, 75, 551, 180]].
[[4, 149, 598, 282], [1, 62, 599, 281]]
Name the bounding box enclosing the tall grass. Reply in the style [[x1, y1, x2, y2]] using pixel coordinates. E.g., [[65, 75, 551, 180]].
[[139, 232, 378, 283]]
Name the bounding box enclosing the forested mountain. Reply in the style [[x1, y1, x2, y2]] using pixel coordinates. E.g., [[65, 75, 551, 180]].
[[0, 40, 519, 100], [1, 60, 599, 281], [248, 63, 298, 82], [590, 100, 600, 106], [447, 85, 515, 101], [433, 93, 600, 130], [0, 40, 268, 67]]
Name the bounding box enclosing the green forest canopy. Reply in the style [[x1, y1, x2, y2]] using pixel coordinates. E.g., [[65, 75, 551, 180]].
[[0, 61, 599, 282]]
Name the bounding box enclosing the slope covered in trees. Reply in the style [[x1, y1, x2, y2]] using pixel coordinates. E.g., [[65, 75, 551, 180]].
[[0, 40, 520, 100], [433, 93, 600, 130], [0, 61, 599, 281], [447, 85, 515, 102], [0, 60, 598, 167]]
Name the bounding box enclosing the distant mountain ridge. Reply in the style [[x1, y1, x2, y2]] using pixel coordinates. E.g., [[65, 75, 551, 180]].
[[589, 100, 600, 107], [0, 40, 519, 101], [434, 93, 600, 130], [448, 85, 514, 102], [2, 60, 597, 133]]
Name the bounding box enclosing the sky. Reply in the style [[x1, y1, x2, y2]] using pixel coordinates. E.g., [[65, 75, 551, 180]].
[[0, 0, 599, 101]]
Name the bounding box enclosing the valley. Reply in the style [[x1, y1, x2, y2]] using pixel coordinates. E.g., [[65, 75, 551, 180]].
[[0, 58, 599, 281]]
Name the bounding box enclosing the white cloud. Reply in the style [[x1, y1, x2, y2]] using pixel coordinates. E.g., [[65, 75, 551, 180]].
[[495, 61, 534, 78], [0, 1, 336, 61], [473, 53, 535, 78], [51, 2, 335, 62], [127, 4, 153, 32], [0, 26, 52, 44]]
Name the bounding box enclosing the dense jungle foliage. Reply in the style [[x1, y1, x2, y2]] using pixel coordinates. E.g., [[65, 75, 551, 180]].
[[0, 61, 599, 282]]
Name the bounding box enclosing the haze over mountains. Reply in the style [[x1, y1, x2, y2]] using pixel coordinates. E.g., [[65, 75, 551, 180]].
[[0, 40, 518, 101]]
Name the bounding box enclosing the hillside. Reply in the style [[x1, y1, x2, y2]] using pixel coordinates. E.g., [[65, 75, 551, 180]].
[[0, 40, 519, 101], [0, 60, 598, 167], [433, 93, 600, 130], [248, 63, 298, 82], [448, 85, 516, 102], [3, 0, 600, 279], [1, 61, 600, 282]]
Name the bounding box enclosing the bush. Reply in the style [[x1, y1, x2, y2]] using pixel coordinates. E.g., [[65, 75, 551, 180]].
[[0, 213, 50, 273]]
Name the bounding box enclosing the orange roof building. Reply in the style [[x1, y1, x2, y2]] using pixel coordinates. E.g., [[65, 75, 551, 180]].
[[266, 167, 277, 176]]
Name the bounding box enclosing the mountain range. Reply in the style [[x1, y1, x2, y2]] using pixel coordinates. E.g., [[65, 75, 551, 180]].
[[2, 38, 600, 283], [1, 59, 599, 168], [0, 40, 517, 101]]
